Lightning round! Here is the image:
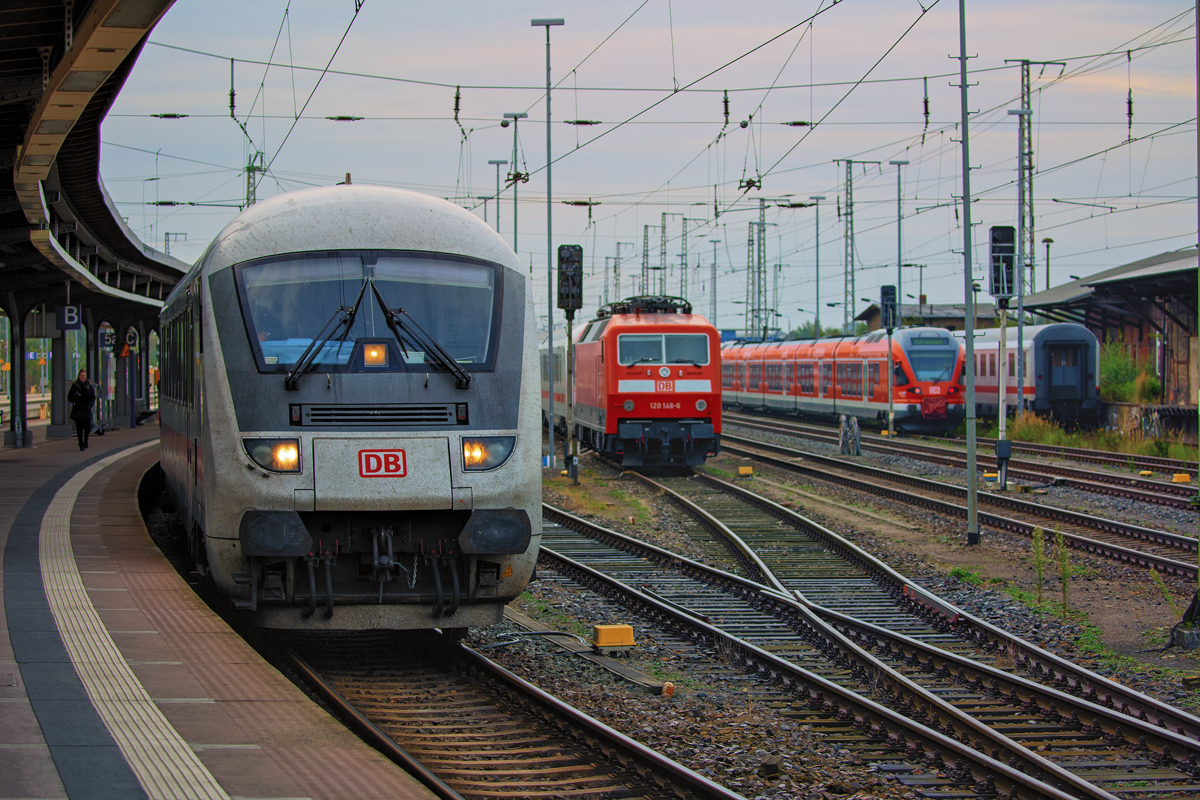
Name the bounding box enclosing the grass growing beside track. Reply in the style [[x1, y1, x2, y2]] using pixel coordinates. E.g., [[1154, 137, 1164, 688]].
[[974, 413, 1197, 463]]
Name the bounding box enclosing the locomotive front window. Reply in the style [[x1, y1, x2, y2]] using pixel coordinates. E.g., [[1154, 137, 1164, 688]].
[[236, 251, 498, 373], [617, 333, 709, 365], [908, 351, 957, 382]]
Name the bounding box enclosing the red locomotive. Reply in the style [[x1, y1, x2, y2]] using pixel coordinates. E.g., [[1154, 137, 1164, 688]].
[[721, 327, 966, 434], [542, 296, 721, 467]]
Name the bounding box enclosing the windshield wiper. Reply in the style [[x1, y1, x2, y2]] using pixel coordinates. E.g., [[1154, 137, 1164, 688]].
[[369, 282, 471, 389], [283, 281, 368, 390], [668, 359, 702, 367], [628, 357, 659, 366]]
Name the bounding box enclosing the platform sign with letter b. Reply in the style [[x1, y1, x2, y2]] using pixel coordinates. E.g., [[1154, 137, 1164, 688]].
[[57, 305, 81, 331]]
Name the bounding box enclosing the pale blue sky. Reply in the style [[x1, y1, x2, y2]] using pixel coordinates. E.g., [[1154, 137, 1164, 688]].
[[101, 1, 1197, 330]]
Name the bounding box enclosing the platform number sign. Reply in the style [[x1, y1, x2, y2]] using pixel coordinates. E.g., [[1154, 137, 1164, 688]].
[[879, 285, 897, 330], [557, 244, 583, 316], [989, 225, 1016, 300]]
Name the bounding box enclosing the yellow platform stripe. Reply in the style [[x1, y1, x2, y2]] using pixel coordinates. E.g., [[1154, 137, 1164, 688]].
[[40, 441, 230, 800]]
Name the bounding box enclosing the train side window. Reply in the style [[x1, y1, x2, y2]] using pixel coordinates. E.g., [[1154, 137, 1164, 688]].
[[722, 363, 734, 389], [1008, 352, 1016, 377]]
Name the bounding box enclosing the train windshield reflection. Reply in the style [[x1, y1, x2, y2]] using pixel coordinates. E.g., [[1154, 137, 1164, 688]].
[[908, 351, 957, 382], [238, 252, 496, 371]]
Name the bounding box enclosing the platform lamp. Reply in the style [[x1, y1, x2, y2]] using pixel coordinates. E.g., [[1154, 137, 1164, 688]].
[[1042, 237, 1054, 293], [532, 17, 564, 470], [488, 160, 508, 234]]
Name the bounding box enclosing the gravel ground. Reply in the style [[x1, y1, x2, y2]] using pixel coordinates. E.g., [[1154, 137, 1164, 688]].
[[471, 575, 927, 800]]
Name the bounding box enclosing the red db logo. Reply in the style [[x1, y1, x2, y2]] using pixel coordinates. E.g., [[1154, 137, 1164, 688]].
[[358, 449, 407, 478], [656, 380, 674, 392]]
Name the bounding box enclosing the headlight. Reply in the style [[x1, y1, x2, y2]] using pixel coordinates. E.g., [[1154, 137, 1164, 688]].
[[243, 438, 302, 473], [462, 436, 516, 471], [695, 399, 707, 411], [623, 400, 634, 411]]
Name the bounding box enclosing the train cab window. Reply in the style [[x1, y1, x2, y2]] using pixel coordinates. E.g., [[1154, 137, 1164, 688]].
[[617, 333, 709, 365], [910, 351, 956, 382], [235, 250, 500, 374], [582, 319, 608, 342], [894, 362, 910, 387]]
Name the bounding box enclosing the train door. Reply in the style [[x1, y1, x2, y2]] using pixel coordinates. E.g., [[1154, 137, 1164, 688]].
[[1048, 344, 1083, 401]]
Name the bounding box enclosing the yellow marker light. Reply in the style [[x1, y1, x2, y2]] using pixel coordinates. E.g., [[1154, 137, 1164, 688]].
[[464, 442, 486, 467], [243, 438, 302, 473], [363, 344, 388, 366], [273, 443, 299, 470]]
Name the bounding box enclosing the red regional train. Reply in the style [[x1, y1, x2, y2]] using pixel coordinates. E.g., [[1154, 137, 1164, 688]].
[[542, 295, 721, 467], [721, 327, 966, 434]]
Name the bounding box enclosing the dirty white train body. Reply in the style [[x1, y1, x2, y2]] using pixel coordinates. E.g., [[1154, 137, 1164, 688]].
[[159, 186, 541, 630]]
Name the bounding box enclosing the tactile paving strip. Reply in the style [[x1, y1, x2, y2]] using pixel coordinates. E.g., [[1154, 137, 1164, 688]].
[[39, 440, 230, 800]]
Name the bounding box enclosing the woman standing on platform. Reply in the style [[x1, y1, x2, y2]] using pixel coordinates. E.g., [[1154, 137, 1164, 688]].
[[67, 369, 96, 451]]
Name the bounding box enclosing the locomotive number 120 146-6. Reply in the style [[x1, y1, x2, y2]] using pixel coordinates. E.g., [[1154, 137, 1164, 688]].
[[649, 401, 682, 410]]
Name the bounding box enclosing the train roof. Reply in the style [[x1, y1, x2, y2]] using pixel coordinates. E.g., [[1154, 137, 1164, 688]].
[[194, 185, 523, 277], [952, 322, 1097, 344]]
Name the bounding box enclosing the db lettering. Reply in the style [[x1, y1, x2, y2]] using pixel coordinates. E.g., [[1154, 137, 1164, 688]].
[[655, 380, 674, 392], [358, 449, 407, 478]]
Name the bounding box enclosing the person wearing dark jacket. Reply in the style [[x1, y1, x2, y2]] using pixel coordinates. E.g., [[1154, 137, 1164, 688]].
[[67, 370, 96, 451]]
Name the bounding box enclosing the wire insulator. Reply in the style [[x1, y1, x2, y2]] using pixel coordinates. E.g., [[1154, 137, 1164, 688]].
[[454, 85, 461, 123], [722, 90, 729, 125], [228, 58, 236, 118], [922, 76, 930, 129]]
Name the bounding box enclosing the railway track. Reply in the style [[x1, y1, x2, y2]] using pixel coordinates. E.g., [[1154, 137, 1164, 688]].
[[567, 467, 1200, 798], [724, 411, 1199, 510], [723, 409, 1198, 479], [719, 433, 1199, 581], [287, 631, 743, 800], [540, 510, 1086, 800]]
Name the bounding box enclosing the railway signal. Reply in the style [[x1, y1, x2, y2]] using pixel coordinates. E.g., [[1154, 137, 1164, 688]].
[[557, 244, 583, 483], [556, 244, 583, 315], [881, 285, 897, 438], [989, 225, 1016, 301]]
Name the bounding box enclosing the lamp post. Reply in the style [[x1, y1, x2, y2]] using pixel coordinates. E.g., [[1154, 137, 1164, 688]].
[[532, 17, 564, 470], [1042, 237, 1054, 292], [709, 239, 721, 323], [488, 159, 508, 233], [889, 161, 909, 325], [809, 196, 826, 337], [501, 113, 527, 252]]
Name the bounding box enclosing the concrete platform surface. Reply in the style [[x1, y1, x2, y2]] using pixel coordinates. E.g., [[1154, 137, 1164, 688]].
[[1, 425, 439, 800]]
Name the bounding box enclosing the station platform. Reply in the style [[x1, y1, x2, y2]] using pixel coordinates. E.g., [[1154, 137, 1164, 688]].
[[1, 426, 438, 800]]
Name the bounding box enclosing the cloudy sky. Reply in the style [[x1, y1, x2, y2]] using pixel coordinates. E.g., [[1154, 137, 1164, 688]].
[[100, 1, 1197, 332]]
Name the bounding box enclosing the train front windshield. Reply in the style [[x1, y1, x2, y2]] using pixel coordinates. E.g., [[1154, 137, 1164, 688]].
[[617, 333, 710, 365], [908, 351, 957, 382], [236, 251, 498, 372]]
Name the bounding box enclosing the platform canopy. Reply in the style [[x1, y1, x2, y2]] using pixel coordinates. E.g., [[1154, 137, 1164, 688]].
[[1, 0, 188, 324]]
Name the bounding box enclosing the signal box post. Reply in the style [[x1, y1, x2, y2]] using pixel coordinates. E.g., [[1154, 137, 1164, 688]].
[[990, 226, 1016, 450], [557, 244, 583, 484]]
